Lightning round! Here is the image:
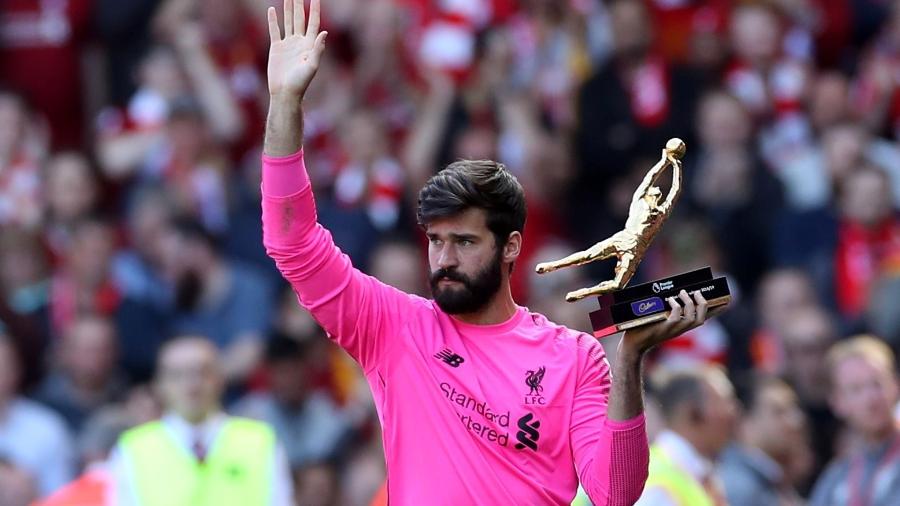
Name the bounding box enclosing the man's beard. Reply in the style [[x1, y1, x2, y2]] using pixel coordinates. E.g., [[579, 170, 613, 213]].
[[429, 250, 503, 315]]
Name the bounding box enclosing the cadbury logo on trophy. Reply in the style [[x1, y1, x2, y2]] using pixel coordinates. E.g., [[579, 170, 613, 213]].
[[535, 138, 731, 338]]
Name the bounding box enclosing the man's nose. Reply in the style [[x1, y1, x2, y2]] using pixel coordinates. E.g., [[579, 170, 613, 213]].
[[437, 244, 458, 269]]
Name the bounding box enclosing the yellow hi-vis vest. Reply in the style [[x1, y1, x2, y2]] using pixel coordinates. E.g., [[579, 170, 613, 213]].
[[118, 417, 275, 506], [645, 444, 715, 506]]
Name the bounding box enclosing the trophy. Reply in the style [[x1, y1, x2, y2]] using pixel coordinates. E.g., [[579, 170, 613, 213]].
[[535, 138, 731, 338]]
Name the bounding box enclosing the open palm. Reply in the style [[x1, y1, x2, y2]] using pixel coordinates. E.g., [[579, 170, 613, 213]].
[[266, 0, 328, 99]]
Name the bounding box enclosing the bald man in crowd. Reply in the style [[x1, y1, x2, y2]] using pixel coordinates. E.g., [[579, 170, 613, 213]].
[[108, 336, 293, 506], [636, 366, 739, 506]]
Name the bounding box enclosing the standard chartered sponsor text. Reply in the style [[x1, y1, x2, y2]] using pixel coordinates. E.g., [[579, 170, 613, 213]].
[[440, 382, 511, 447]]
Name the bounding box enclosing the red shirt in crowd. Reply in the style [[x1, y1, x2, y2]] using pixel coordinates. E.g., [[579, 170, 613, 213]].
[[0, 0, 94, 149]]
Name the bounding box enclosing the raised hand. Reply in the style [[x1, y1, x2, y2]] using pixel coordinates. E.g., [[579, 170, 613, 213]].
[[266, 0, 328, 100]]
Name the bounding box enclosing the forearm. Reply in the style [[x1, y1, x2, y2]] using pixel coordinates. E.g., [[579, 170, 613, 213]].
[[572, 342, 650, 506], [179, 45, 244, 142], [402, 85, 453, 192], [607, 344, 645, 421], [264, 95, 304, 157], [97, 131, 163, 179], [261, 150, 404, 369]]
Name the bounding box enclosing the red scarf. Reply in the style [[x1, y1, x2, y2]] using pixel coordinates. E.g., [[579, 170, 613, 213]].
[[835, 217, 900, 317], [50, 272, 121, 335]]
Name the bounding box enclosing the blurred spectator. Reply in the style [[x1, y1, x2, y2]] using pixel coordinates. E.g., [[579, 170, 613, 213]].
[[854, 2, 900, 140], [640, 219, 739, 370], [776, 162, 900, 322], [720, 375, 808, 506], [162, 218, 274, 383], [232, 335, 351, 469], [866, 272, 900, 352], [0, 90, 45, 230], [154, 0, 265, 153], [779, 305, 841, 486], [0, 458, 37, 506], [78, 384, 161, 467], [572, 0, 700, 247], [810, 335, 900, 506], [33, 315, 126, 433], [368, 237, 427, 296], [93, 0, 162, 106], [807, 71, 852, 134], [686, 89, 783, 296], [832, 165, 900, 318], [132, 99, 233, 234], [270, 289, 364, 412], [317, 109, 407, 270], [96, 45, 187, 177], [294, 461, 339, 506], [0, 333, 75, 497], [109, 335, 292, 505], [0, 228, 51, 384], [636, 366, 738, 506], [0, 0, 94, 149], [224, 150, 285, 288], [42, 151, 102, 257], [341, 441, 387, 506], [527, 242, 596, 335], [726, 3, 806, 112], [770, 119, 900, 212], [49, 216, 121, 337], [113, 187, 174, 305], [751, 268, 822, 371]]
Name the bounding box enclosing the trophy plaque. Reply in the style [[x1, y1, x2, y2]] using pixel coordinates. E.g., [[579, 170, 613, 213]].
[[535, 138, 731, 338]]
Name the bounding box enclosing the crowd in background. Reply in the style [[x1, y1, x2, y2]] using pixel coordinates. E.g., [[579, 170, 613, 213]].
[[2, 0, 900, 504]]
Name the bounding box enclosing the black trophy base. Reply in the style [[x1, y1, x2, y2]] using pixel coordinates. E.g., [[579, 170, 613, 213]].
[[588, 267, 731, 338]]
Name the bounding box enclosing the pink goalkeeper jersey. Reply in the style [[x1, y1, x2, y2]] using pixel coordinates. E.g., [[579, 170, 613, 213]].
[[261, 150, 649, 505]]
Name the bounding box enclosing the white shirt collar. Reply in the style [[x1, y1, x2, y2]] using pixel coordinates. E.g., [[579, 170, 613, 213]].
[[162, 411, 227, 451], [655, 429, 715, 481]]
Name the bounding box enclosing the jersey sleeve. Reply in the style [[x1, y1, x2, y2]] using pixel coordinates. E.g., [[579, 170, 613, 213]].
[[569, 337, 650, 506], [261, 149, 420, 372]]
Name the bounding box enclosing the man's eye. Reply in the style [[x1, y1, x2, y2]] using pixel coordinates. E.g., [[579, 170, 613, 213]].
[[430, 238, 443, 246], [459, 239, 473, 246]]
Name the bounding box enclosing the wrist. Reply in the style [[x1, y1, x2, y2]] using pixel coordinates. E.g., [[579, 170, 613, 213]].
[[615, 342, 645, 370], [269, 91, 304, 109]]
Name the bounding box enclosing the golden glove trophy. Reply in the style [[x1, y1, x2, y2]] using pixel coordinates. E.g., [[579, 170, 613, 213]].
[[536, 138, 731, 338]]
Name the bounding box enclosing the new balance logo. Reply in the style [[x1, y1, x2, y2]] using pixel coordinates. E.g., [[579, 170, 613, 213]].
[[434, 348, 465, 368], [514, 413, 541, 451]]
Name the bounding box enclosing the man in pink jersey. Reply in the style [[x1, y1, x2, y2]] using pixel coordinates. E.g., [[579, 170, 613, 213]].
[[261, 1, 724, 504]]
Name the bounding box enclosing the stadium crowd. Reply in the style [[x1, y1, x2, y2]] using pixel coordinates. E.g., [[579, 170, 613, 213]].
[[2, 0, 900, 504]]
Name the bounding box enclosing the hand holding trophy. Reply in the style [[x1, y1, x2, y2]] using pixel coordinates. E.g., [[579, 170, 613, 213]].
[[536, 138, 731, 338]]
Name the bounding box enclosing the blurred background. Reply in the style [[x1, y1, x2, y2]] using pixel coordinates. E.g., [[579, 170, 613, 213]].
[[2, 0, 900, 504]]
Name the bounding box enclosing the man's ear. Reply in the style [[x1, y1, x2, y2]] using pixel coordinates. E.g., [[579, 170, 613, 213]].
[[503, 231, 522, 264]]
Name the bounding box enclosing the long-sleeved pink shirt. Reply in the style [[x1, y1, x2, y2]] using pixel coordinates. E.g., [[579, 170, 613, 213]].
[[261, 150, 649, 505]]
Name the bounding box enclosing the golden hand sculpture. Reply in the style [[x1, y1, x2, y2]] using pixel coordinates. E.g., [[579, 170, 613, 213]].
[[536, 138, 686, 302]]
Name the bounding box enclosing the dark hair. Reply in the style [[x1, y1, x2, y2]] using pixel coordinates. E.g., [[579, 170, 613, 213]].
[[655, 371, 706, 423], [417, 160, 526, 248], [171, 216, 221, 251], [734, 373, 791, 414], [69, 212, 116, 241], [265, 333, 311, 363]]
